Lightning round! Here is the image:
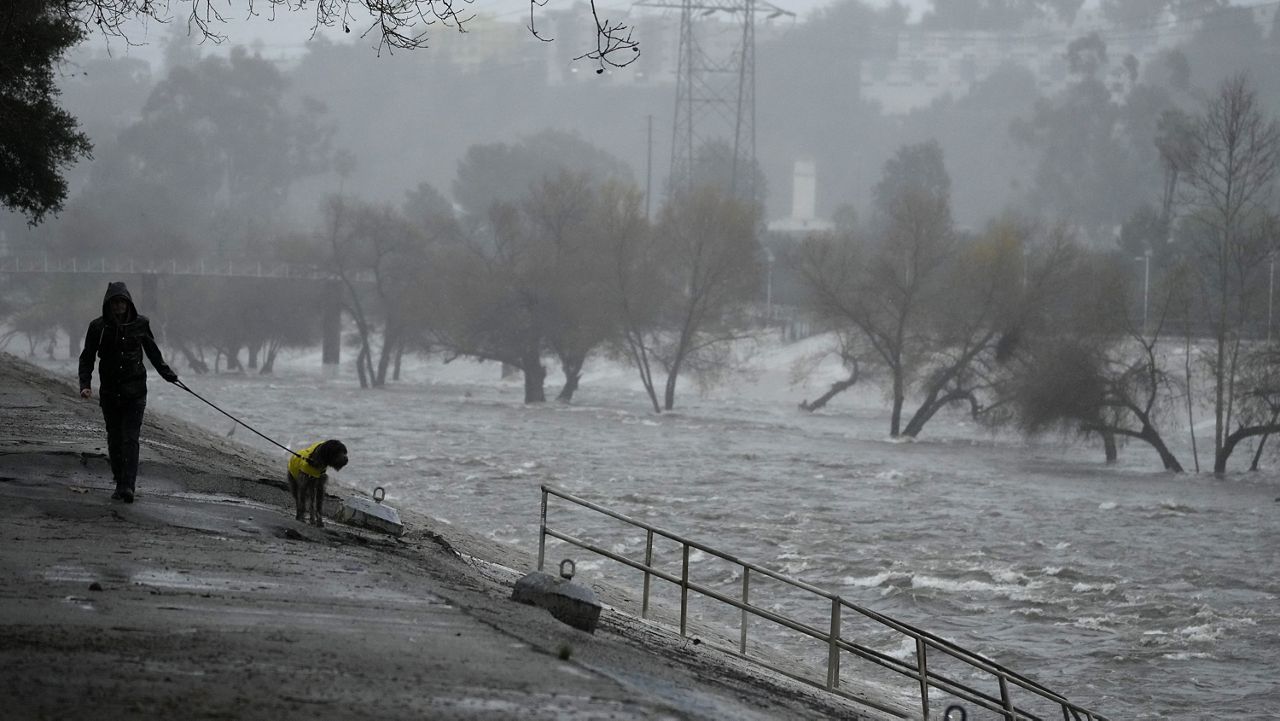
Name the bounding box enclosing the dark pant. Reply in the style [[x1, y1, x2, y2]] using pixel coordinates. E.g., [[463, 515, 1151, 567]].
[[101, 396, 146, 491]]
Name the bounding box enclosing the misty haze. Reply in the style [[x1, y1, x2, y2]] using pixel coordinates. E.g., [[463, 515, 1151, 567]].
[[2, 0, 1280, 718]]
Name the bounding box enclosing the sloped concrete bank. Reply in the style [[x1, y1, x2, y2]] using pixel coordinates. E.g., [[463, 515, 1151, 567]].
[[0, 353, 893, 720]]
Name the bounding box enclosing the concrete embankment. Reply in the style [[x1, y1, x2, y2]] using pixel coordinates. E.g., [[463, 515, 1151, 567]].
[[0, 354, 886, 720]]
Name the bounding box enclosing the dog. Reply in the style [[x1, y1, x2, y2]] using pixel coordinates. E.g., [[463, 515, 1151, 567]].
[[287, 440, 348, 527]]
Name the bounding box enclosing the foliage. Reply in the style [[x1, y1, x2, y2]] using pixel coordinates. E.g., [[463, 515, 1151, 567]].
[[1000, 249, 1187, 470], [0, 0, 92, 223], [428, 135, 653, 403], [41, 49, 334, 260], [798, 140, 1091, 440], [519, 170, 619, 402], [452, 130, 635, 219]]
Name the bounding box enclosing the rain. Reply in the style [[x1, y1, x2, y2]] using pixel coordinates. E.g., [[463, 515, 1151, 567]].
[[2, 0, 1280, 718]]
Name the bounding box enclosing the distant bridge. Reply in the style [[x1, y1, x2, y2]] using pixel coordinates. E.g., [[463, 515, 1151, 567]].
[[0, 255, 367, 365], [0, 255, 373, 282]]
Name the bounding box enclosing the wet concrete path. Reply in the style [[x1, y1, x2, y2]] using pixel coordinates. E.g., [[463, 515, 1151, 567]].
[[0, 355, 881, 720]]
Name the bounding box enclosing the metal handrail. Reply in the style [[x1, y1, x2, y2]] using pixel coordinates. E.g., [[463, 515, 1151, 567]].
[[538, 484, 1108, 721]]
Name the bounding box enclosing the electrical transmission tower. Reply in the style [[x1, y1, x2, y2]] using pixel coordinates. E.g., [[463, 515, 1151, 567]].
[[638, 0, 792, 204]]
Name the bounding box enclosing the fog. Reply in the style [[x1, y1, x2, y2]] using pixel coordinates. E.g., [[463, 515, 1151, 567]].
[[8, 0, 1278, 248], [3, 1, 1280, 717]]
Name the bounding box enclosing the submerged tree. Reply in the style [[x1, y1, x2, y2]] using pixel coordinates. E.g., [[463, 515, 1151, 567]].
[[519, 170, 618, 402], [648, 186, 760, 411], [1005, 256, 1187, 471], [319, 196, 428, 388], [598, 182, 665, 412], [795, 141, 955, 436], [1175, 73, 1280, 473]]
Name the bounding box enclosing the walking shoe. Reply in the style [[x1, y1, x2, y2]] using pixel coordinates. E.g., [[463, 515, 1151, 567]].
[[121, 489, 134, 503], [111, 489, 124, 500]]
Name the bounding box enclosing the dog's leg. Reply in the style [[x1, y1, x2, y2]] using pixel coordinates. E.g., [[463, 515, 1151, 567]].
[[288, 471, 305, 522], [311, 473, 326, 527]]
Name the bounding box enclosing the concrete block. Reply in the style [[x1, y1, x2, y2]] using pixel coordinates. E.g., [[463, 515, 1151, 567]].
[[512, 571, 602, 633], [336, 494, 404, 537]]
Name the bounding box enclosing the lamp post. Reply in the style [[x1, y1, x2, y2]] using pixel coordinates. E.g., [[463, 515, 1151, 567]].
[[765, 248, 775, 320], [1135, 250, 1151, 335]]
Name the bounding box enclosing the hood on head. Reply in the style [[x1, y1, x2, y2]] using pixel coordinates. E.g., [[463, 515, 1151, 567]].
[[102, 281, 137, 323]]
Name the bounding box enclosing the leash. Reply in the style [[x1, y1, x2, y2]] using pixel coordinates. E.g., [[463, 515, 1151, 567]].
[[171, 379, 305, 460]]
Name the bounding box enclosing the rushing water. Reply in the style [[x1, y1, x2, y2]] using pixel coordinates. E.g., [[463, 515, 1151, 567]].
[[46, 342, 1279, 719]]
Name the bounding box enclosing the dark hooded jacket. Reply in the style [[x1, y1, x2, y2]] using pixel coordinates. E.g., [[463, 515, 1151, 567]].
[[79, 282, 177, 401]]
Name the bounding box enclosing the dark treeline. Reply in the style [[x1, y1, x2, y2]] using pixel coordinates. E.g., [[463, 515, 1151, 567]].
[[2, 0, 1280, 473]]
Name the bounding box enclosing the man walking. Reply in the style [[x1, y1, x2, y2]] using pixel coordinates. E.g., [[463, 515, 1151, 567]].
[[78, 281, 179, 503]]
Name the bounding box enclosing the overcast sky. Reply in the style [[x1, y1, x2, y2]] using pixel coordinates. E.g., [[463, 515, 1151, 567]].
[[99, 0, 935, 65]]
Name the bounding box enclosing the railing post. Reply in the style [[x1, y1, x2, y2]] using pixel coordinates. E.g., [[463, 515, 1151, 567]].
[[679, 543, 690, 637], [739, 567, 750, 654], [916, 637, 929, 720], [537, 487, 548, 572], [999, 675, 1015, 720], [642, 529, 654, 619], [827, 597, 841, 689]]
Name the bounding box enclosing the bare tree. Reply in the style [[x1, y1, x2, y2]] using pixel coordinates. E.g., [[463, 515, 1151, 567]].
[[320, 195, 426, 388], [63, 0, 638, 66], [796, 206, 1079, 438], [648, 186, 760, 411], [598, 182, 665, 413], [795, 142, 954, 436], [1175, 73, 1280, 473], [599, 184, 761, 414], [795, 330, 867, 412]]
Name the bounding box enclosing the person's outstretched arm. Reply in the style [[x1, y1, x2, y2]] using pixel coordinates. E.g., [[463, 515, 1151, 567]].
[[140, 320, 178, 383]]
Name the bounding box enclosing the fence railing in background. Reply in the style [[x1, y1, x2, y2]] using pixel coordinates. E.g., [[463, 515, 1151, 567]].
[[0, 255, 374, 282], [538, 484, 1108, 721]]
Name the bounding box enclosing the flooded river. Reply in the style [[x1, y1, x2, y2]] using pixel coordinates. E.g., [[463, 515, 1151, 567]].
[[60, 346, 1276, 720]]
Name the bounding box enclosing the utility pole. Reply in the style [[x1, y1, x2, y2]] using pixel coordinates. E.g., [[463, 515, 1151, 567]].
[[645, 114, 654, 222], [1270, 252, 1275, 343], [637, 0, 791, 203]]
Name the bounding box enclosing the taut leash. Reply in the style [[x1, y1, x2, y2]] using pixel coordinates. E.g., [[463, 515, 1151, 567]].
[[171, 379, 305, 460]]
